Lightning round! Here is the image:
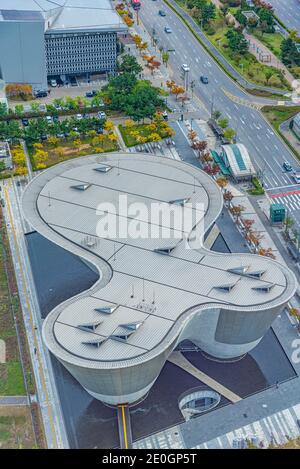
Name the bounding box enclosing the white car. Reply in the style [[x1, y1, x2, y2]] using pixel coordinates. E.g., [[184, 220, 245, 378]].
[[76, 113, 83, 120], [181, 63, 190, 72], [46, 115, 52, 123], [293, 173, 300, 184], [50, 79, 57, 87], [98, 111, 106, 119]]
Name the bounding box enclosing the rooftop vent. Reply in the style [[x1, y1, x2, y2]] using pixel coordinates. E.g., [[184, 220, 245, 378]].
[[95, 305, 118, 315], [252, 284, 274, 293], [77, 321, 102, 332], [71, 183, 91, 191], [82, 338, 105, 348], [227, 266, 249, 275], [93, 165, 112, 173], [169, 198, 190, 206]]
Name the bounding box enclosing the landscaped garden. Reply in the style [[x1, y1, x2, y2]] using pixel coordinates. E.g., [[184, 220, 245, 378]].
[[0, 407, 37, 449], [28, 122, 119, 170], [173, 0, 291, 90], [119, 115, 174, 147]]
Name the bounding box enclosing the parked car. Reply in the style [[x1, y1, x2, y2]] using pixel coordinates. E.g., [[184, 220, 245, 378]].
[[46, 115, 52, 123], [96, 128, 104, 134], [159, 10, 166, 16], [41, 135, 48, 141], [283, 161, 292, 172], [53, 115, 59, 122], [56, 133, 65, 138], [85, 90, 97, 98], [21, 118, 29, 126], [50, 79, 57, 87], [200, 75, 209, 84], [98, 111, 106, 119], [35, 90, 48, 98], [164, 26, 172, 33], [76, 113, 83, 120], [162, 111, 168, 121], [39, 104, 47, 112]]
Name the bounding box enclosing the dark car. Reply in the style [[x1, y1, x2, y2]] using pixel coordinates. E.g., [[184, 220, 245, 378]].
[[159, 10, 166, 16], [86, 91, 94, 98], [40, 135, 48, 141], [35, 90, 48, 98], [200, 76, 209, 84], [53, 115, 59, 122], [96, 128, 104, 134], [283, 161, 293, 172], [21, 118, 29, 126]]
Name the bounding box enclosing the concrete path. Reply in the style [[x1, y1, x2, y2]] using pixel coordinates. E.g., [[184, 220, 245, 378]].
[[0, 396, 29, 406], [168, 352, 242, 403]]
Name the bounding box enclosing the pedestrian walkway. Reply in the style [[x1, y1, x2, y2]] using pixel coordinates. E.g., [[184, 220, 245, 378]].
[[168, 352, 242, 403], [0, 396, 29, 406], [195, 403, 300, 449], [244, 31, 294, 86]]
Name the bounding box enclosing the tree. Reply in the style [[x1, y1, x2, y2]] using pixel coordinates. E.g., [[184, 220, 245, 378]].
[[104, 120, 115, 133], [281, 38, 300, 66], [230, 204, 244, 220], [243, 218, 255, 234], [223, 190, 233, 206], [0, 102, 7, 117], [212, 110, 221, 120], [224, 127, 235, 142], [216, 176, 228, 190], [192, 140, 208, 158], [218, 117, 229, 129], [14, 104, 24, 116], [73, 139, 82, 152], [48, 136, 59, 147], [118, 54, 142, 76], [162, 51, 170, 66], [283, 215, 294, 237], [257, 247, 275, 259], [225, 29, 249, 55]]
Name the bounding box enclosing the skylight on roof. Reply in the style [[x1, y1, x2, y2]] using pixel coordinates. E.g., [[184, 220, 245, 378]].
[[82, 338, 105, 348], [252, 284, 274, 293], [77, 321, 102, 332], [227, 266, 249, 275], [120, 322, 143, 331], [169, 198, 190, 206], [214, 282, 237, 292], [154, 246, 176, 255], [93, 165, 112, 173], [95, 305, 118, 315], [71, 183, 91, 191], [247, 270, 266, 279]]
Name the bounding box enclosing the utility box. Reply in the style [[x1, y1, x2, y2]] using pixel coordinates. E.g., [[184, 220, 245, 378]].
[[270, 203, 285, 223]]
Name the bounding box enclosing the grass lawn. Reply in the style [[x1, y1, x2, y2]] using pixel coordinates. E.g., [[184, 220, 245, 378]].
[[0, 215, 26, 396], [262, 105, 300, 131], [29, 135, 119, 170], [0, 407, 36, 448], [252, 31, 283, 58]]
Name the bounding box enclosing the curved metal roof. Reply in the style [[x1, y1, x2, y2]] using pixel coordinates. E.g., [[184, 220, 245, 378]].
[[22, 153, 296, 369]]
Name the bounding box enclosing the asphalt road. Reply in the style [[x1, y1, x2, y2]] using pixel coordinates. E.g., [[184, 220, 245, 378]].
[[139, 0, 300, 228], [269, 0, 300, 33]]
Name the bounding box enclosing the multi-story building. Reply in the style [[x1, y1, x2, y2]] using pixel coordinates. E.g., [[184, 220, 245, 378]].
[[22, 153, 297, 407], [0, 0, 127, 91]]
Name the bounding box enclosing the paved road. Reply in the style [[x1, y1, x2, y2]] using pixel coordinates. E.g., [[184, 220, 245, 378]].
[[0, 396, 29, 406], [269, 0, 300, 33], [139, 0, 300, 225]]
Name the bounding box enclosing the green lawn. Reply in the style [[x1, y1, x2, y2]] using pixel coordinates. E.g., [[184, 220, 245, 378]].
[[0, 237, 25, 396], [252, 31, 283, 58], [262, 105, 300, 131]]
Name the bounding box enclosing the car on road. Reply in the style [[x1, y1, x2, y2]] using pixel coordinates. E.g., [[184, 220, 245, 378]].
[[200, 75, 209, 84], [283, 161, 292, 172], [181, 63, 190, 72], [159, 10, 166, 16], [53, 115, 59, 123], [96, 128, 104, 134], [164, 27, 172, 33], [50, 79, 57, 87], [292, 171, 300, 183], [46, 115, 52, 123], [76, 113, 83, 120], [98, 111, 106, 119], [41, 135, 48, 141], [57, 133, 65, 138], [85, 90, 97, 98], [21, 118, 29, 126], [162, 111, 168, 121]]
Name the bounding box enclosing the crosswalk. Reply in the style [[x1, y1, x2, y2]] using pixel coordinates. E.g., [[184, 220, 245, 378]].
[[270, 191, 300, 213], [133, 404, 300, 449], [195, 404, 300, 449]]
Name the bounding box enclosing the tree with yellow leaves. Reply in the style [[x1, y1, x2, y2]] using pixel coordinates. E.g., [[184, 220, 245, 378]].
[[104, 120, 114, 133]]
